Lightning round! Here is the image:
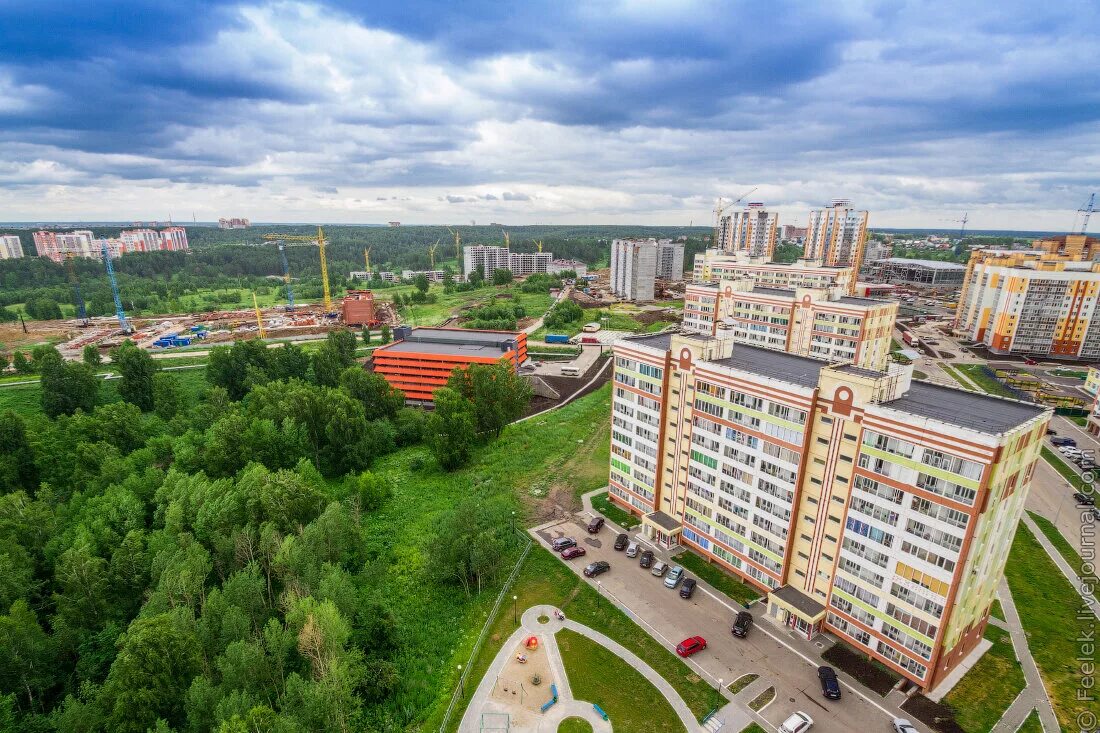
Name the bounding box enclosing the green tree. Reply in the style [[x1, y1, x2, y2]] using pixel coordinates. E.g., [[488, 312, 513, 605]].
[[11, 352, 31, 375], [0, 412, 37, 494], [426, 387, 477, 470], [360, 327, 371, 346], [152, 372, 184, 421], [24, 298, 63, 320], [267, 343, 311, 382], [430, 499, 511, 595], [339, 367, 404, 421], [0, 353, 8, 373], [0, 600, 56, 711], [413, 274, 429, 294], [380, 325, 392, 344], [353, 471, 391, 511], [110, 341, 160, 411], [38, 350, 98, 418], [206, 340, 270, 400], [491, 268, 513, 285], [446, 360, 532, 440], [327, 330, 358, 364], [82, 344, 102, 367]]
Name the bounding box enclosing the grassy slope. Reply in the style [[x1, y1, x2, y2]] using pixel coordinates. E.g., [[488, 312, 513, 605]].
[[1040, 446, 1084, 489], [558, 718, 594, 733], [955, 363, 1016, 398], [557, 628, 685, 732], [675, 551, 762, 607], [1016, 709, 1042, 733], [942, 625, 1025, 732], [1026, 511, 1098, 590]]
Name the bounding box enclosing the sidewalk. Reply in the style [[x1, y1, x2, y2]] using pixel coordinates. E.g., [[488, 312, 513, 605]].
[[989, 580, 1059, 733]]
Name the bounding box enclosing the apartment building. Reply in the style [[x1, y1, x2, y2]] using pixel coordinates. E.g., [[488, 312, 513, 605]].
[[33, 230, 98, 261], [718, 204, 779, 258], [159, 226, 190, 251], [400, 270, 448, 282], [463, 245, 511, 280], [611, 239, 658, 300], [954, 243, 1100, 359], [608, 331, 1049, 691], [548, 259, 588, 278], [120, 228, 161, 253], [805, 200, 870, 271], [780, 224, 807, 243], [693, 249, 855, 293], [656, 239, 685, 281], [0, 235, 24, 259], [509, 251, 553, 278], [682, 279, 897, 370]]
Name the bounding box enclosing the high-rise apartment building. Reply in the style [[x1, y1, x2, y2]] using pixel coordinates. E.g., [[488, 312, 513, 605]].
[[608, 331, 1049, 690], [718, 204, 778, 258], [954, 238, 1100, 359], [33, 230, 98, 262], [509, 251, 553, 277], [120, 229, 161, 253], [610, 239, 659, 300], [463, 245, 511, 280], [805, 200, 870, 271], [656, 239, 685, 281], [693, 249, 855, 293], [159, 226, 190, 251], [780, 224, 807, 243], [682, 279, 897, 370], [0, 235, 24, 259], [34, 227, 189, 262]]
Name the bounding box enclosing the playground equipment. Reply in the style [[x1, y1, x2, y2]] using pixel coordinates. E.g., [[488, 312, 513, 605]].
[[524, 636, 539, 650]]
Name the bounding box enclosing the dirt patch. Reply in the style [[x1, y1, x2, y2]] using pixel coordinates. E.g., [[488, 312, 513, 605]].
[[491, 636, 554, 712], [821, 643, 899, 696], [633, 310, 679, 325], [900, 695, 965, 733]]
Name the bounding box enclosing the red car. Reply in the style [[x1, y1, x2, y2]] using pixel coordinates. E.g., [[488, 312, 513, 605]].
[[561, 546, 587, 560], [675, 636, 707, 657]]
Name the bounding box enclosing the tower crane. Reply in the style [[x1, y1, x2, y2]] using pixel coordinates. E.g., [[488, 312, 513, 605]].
[[448, 227, 462, 260], [100, 241, 132, 333], [65, 253, 89, 326], [502, 229, 510, 248], [277, 243, 295, 311], [252, 292, 266, 339], [1077, 193, 1096, 234], [535, 239, 544, 253], [428, 239, 440, 269], [712, 186, 758, 248], [363, 247, 372, 276], [262, 227, 332, 312]]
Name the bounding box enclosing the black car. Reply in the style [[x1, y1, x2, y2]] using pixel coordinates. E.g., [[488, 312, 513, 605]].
[[679, 578, 697, 599], [551, 536, 576, 552], [639, 550, 654, 569], [818, 666, 841, 700], [583, 560, 610, 577], [1046, 428, 1058, 436], [1074, 492, 1096, 506], [614, 533, 629, 551], [587, 516, 605, 534], [731, 611, 753, 638]]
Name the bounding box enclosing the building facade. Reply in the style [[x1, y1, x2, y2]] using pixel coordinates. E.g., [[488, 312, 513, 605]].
[[0, 235, 24, 259], [871, 259, 966, 287], [718, 204, 779, 258], [371, 327, 527, 403], [509, 251, 553, 278], [463, 245, 511, 280], [693, 249, 856, 293], [611, 238, 658, 300], [608, 331, 1049, 691], [780, 224, 807, 243], [219, 218, 251, 229], [656, 239, 686, 281], [863, 239, 893, 266], [683, 279, 897, 370], [954, 248, 1100, 359], [805, 200, 870, 271], [34, 228, 187, 262], [159, 226, 190, 251], [548, 259, 588, 278], [33, 230, 98, 261]]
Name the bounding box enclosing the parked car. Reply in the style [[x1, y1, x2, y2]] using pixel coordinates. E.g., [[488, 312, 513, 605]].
[[1091, 507, 1100, 520], [664, 565, 684, 588], [587, 516, 605, 534], [551, 537, 576, 552], [1046, 428, 1058, 436], [679, 578, 697, 599], [675, 636, 706, 657], [891, 719, 918, 733], [817, 666, 841, 700], [778, 711, 814, 733], [1074, 492, 1097, 506], [625, 541, 639, 558], [614, 533, 629, 551], [561, 546, 587, 560], [731, 611, 754, 638], [1051, 437, 1075, 447], [583, 561, 610, 577], [650, 561, 668, 577], [639, 550, 654, 569]]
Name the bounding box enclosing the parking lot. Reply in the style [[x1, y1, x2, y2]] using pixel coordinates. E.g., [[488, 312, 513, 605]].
[[532, 514, 921, 733]]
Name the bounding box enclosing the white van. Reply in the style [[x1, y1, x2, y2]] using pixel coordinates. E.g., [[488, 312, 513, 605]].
[[582, 322, 602, 333], [561, 365, 581, 377]]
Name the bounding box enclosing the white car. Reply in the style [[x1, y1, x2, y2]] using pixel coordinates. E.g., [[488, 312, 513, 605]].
[[779, 711, 813, 733], [891, 719, 918, 733]]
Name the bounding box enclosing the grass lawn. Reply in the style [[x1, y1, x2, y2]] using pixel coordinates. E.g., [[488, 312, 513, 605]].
[[727, 673, 759, 694], [675, 551, 762, 607], [1040, 446, 1085, 489], [1049, 369, 1088, 379], [1027, 511, 1098, 586], [748, 687, 775, 711], [955, 364, 1016, 398], [941, 625, 1024, 732], [1003, 522, 1092, 730], [939, 363, 976, 390], [0, 383, 40, 416], [0, 366, 209, 417], [380, 283, 555, 328], [1069, 415, 1089, 427], [591, 491, 640, 529], [989, 599, 1005, 622], [738, 725, 768, 733], [557, 628, 685, 732], [1016, 709, 1042, 733], [449, 546, 715, 732], [557, 718, 593, 733]]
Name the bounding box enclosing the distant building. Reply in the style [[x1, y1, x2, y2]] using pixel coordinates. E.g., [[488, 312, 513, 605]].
[[218, 217, 251, 229], [159, 226, 190, 251], [509, 251, 553, 278], [120, 228, 161, 253], [693, 249, 855, 293], [780, 224, 807, 243], [863, 238, 893, 266], [341, 290, 377, 326], [1085, 366, 1100, 397], [610, 238, 658, 300], [548, 259, 587, 278], [871, 258, 966, 287], [805, 200, 869, 271], [400, 270, 448, 282], [718, 203, 778, 258], [388, 221, 401, 227], [33, 230, 98, 261], [372, 326, 527, 403], [463, 245, 511, 280], [0, 235, 24, 259], [656, 239, 685, 281], [34, 227, 188, 262]]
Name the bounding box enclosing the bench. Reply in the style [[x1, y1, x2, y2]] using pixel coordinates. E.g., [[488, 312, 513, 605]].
[[593, 703, 609, 721]]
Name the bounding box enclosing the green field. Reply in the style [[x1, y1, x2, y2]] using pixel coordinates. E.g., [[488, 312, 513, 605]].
[[942, 625, 1025, 732], [557, 718, 594, 733], [954, 364, 1017, 398], [591, 491, 640, 530], [0, 366, 208, 417], [1026, 511, 1098, 590]]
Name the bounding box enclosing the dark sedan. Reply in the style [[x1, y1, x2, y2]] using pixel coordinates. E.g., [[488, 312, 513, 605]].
[[818, 665, 841, 700], [583, 560, 610, 577]]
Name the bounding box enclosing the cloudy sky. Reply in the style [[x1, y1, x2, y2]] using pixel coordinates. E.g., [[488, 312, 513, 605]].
[[1, 0, 1097, 229]]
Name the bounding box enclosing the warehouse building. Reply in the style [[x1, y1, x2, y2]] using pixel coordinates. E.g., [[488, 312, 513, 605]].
[[371, 327, 527, 403], [871, 258, 967, 287], [608, 331, 1048, 691]]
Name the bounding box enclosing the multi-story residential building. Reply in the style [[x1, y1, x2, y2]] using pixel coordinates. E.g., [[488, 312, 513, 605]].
[[33, 230, 98, 262], [863, 238, 893, 267], [159, 226, 190, 251], [400, 270, 448, 282], [682, 279, 897, 370], [218, 217, 251, 229], [954, 241, 1100, 359], [656, 239, 686, 281], [1031, 233, 1100, 260], [611, 239, 658, 300], [693, 249, 855, 293], [805, 200, 870, 271], [780, 224, 807, 243], [718, 204, 779, 258], [120, 228, 162, 253], [609, 331, 1049, 691], [509, 251, 553, 278], [0, 235, 24, 259], [463, 245, 511, 280], [871, 259, 966, 287], [548, 259, 588, 278]]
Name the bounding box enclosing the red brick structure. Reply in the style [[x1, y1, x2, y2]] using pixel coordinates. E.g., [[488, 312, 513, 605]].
[[342, 290, 377, 326]]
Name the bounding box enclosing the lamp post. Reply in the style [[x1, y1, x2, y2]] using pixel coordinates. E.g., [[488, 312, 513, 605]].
[[458, 664, 464, 697], [511, 510, 516, 536], [513, 595, 518, 625], [597, 580, 602, 609], [715, 678, 723, 710]]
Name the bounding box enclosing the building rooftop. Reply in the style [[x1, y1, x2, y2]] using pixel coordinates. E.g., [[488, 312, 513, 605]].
[[771, 585, 826, 617], [752, 286, 796, 297], [878, 258, 967, 270], [712, 343, 829, 388], [884, 381, 1048, 435], [645, 511, 682, 531], [622, 332, 677, 351], [835, 364, 885, 379], [837, 296, 889, 306], [374, 327, 522, 358]]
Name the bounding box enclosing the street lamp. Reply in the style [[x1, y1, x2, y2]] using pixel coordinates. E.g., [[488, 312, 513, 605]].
[[597, 580, 602, 609], [511, 510, 516, 536], [513, 595, 518, 624], [715, 678, 723, 710], [458, 664, 464, 697]]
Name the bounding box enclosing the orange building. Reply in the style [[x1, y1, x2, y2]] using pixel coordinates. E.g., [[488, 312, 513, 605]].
[[342, 290, 377, 326], [371, 327, 528, 402]]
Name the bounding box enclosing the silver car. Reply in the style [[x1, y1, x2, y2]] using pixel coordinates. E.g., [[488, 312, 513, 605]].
[[650, 560, 668, 577], [625, 541, 639, 558], [664, 565, 684, 588]]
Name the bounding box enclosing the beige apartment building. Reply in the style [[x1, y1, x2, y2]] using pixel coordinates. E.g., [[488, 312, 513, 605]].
[[609, 331, 1049, 691], [693, 249, 856, 294]]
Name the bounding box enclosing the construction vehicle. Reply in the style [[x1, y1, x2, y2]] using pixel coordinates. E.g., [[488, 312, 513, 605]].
[[262, 227, 332, 313], [100, 241, 133, 333]]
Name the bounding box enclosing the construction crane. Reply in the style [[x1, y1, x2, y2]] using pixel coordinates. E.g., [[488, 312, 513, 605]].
[[712, 186, 758, 247], [502, 229, 510, 248], [535, 239, 544, 253], [1077, 193, 1096, 234], [262, 227, 332, 312], [428, 239, 441, 269], [277, 243, 295, 311], [100, 241, 132, 333], [252, 292, 266, 339], [64, 253, 89, 326], [363, 247, 372, 276], [448, 227, 462, 259]]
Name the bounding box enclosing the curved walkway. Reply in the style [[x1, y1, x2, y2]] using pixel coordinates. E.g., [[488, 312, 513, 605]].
[[459, 603, 701, 733]]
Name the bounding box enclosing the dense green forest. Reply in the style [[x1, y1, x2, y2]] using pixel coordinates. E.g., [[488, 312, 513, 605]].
[[0, 225, 710, 320], [0, 331, 539, 732]]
